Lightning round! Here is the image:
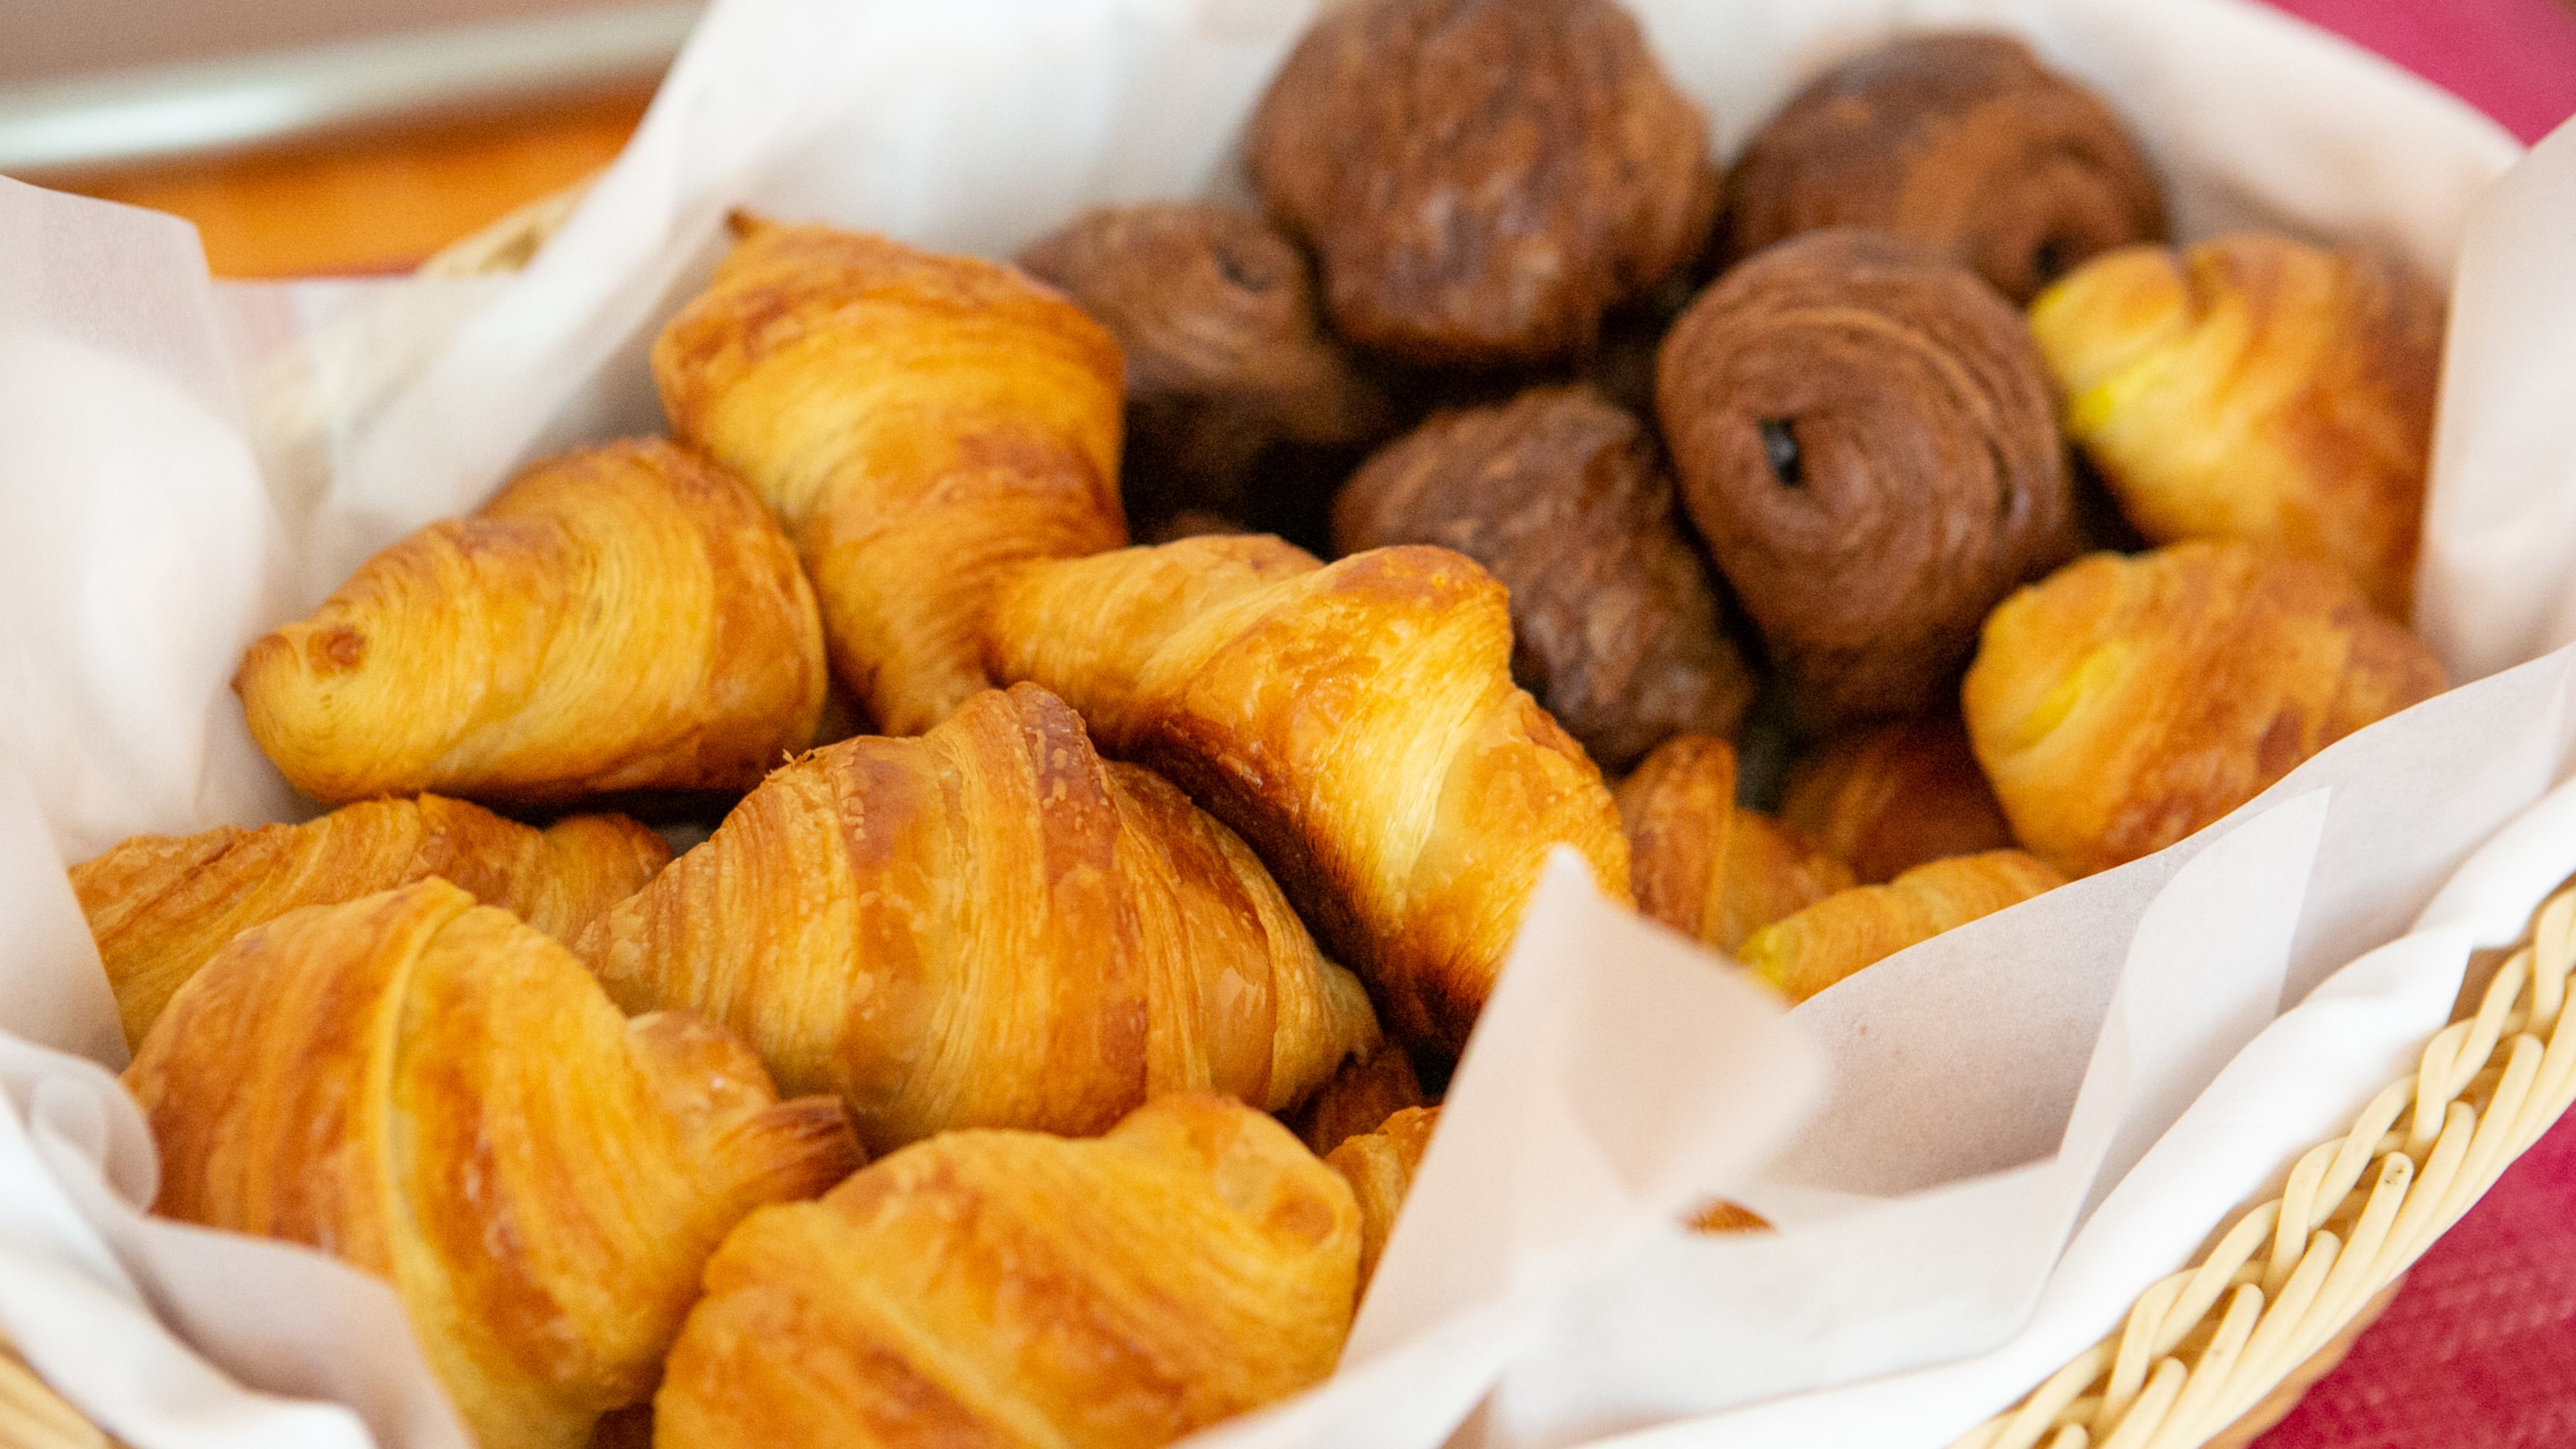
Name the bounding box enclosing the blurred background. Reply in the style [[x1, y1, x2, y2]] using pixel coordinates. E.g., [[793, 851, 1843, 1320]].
[[3, 0, 2572, 278]]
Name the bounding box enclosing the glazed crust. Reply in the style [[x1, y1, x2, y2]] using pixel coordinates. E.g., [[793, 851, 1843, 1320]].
[[1248, 0, 1717, 365], [656, 1094, 1358, 1449], [1740, 848, 2067, 1000], [1333, 386, 1755, 772], [1657, 228, 2079, 724], [1779, 714, 2016, 884], [1326, 1103, 1442, 1293], [576, 684, 1379, 1156], [985, 536, 1632, 1058], [235, 438, 826, 806], [72, 794, 668, 1049], [1615, 734, 1853, 956], [1726, 32, 2166, 304], [1019, 203, 1392, 539], [126, 881, 860, 1449], [1964, 541, 2447, 877], [654, 220, 1128, 734], [2029, 234, 2444, 616]]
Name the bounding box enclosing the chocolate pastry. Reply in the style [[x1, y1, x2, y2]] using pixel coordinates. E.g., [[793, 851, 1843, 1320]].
[[1725, 32, 2165, 304], [1019, 203, 1392, 547], [1248, 0, 1718, 366], [1334, 385, 1755, 771], [1657, 228, 2078, 725]]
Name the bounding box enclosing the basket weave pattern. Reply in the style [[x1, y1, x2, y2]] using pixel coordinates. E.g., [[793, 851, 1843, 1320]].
[[1954, 887, 2576, 1449]]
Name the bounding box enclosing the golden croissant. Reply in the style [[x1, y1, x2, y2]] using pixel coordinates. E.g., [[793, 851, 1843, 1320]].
[[1965, 541, 2446, 876], [1292, 1041, 1427, 1158], [2029, 234, 2444, 616], [1616, 735, 1853, 955], [654, 219, 1128, 735], [656, 1093, 1358, 1449], [1779, 715, 2016, 885], [72, 793, 667, 1050], [236, 438, 825, 806], [577, 683, 1380, 1154], [1325, 1103, 1441, 1293], [126, 881, 861, 1449], [1741, 849, 2067, 1001], [985, 535, 1632, 1058]]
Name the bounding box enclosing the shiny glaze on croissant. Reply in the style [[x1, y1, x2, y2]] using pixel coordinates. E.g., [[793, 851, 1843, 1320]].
[[1332, 385, 1756, 773], [654, 220, 1127, 735], [1326, 1103, 1440, 1295], [236, 438, 825, 806], [126, 881, 861, 1449], [1779, 715, 2016, 884], [1964, 542, 2446, 877], [1740, 848, 2066, 1000], [2029, 234, 2444, 616], [72, 793, 667, 1050], [1725, 33, 2165, 305], [985, 535, 1632, 1058], [1616, 734, 1853, 956], [577, 683, 1379, 1155], [1657, 229, 2080, 724], [656, 1093, 1358, 1449], [1292, 1041, 1428, 1159]]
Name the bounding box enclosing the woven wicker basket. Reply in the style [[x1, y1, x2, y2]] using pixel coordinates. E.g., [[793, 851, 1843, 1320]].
[[7, 198, 2569, 1449]]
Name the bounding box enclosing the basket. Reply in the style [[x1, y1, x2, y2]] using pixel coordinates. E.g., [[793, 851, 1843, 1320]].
[[11, 183, 2568, 1449]]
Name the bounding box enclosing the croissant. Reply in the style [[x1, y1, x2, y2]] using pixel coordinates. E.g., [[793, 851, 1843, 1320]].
[[1326, 1104, 1441, 1294], [577, 683, 1379, 1154], [1292, 1041, 1428, 1158], [1332, 386, 1756, 773], [126, 881, 861, 1449], [236, 438, 825, 806], [1247, 0, 1715, 365], [985, 535, 1632, 1058], [2029, 234, 2444, 616], [1657, 228, 2080, 724], [654, 220, 1127, 735], [656, 1093, 1358, 1449], [1779, 715, 2016, 884], [72, 793, 668, 1049], [1740, 849, 2066, 1001], [1726, 33, 2166, 305], [1616, 735, 1853, 955], [1964, 542, 2447, 876], [1017, 203, 1392, 548]]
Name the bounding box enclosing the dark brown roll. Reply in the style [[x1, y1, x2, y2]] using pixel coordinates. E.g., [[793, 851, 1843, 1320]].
[[1018, 203, 1392, 546], [1334, 385, 1756, 771], [1248, 0, 1718, 367], [1725, 33, 2165, 305], [1656, 228, 2078, 725]]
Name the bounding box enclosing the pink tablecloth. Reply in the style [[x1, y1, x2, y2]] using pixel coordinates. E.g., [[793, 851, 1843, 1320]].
[[2240, 10, 2576, 1440]]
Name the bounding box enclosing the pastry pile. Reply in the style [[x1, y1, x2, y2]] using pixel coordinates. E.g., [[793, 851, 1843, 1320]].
[[70, 3, 2454, 1445]]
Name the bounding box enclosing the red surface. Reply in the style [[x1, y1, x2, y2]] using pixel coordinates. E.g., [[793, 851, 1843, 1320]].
[[2237, 11, 2576, 1444]]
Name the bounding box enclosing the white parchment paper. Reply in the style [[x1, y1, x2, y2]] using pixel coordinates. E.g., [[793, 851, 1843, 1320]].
[[1, 1, 2572, 1446]]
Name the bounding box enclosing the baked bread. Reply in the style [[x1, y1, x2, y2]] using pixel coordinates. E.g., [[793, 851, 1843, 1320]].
[[1617, 734, 1854, 955], [126, 881, 861, 1449], [1657, 228, 2078, 724], [1779, 715, 2016, 884], [72, 794, 667, 1049], [1740, 849, 2066, 1000], [985, 535, 1632, 1058], [1248, 0, 1716, 365], [236, 438, 825, 806], [577, 684, 1380, 1154], [1292, 1041, 1428, 1158], [1333, 385, 1756, 772], [654, 220, 1127, 734], [2029, 234, 2444, 616], [1964, 542, 2447, 876], [656, 1094, 1358, 1449], [1326, 1103, 1441, 1293], [1726, 32, 2165, 304]]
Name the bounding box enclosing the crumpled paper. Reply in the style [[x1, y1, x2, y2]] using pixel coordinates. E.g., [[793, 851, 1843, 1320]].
[[1, 1, 2572, 1447]]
